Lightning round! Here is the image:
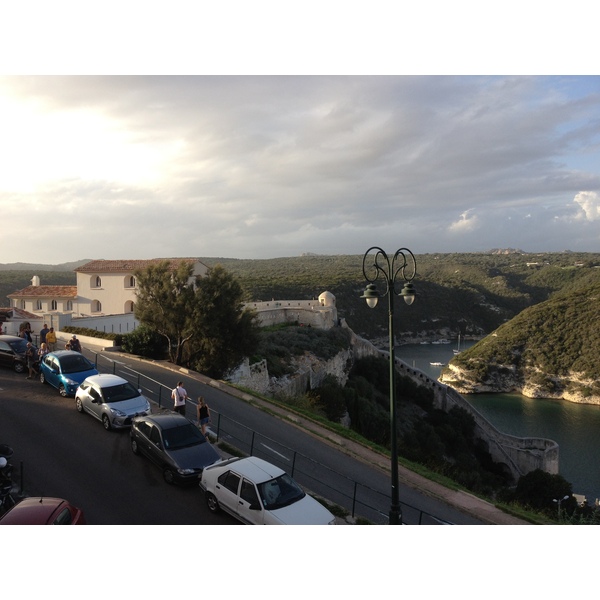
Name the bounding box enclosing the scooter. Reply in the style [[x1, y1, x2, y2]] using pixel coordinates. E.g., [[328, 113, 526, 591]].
[[0, 444, 16, 514]]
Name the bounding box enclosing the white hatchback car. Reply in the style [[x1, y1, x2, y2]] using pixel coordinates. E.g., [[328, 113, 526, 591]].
[[75, 374, 151, 431], [199, 456, 336, 525]]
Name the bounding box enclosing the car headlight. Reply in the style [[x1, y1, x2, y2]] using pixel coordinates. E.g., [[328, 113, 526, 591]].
[[64, 378, 78, 386], [177, 468, 195, 475], [110, 408, 126, 417]]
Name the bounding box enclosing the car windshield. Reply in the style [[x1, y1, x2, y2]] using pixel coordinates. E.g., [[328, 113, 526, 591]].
[[60, 355, 94, 374], [101, 382, 140, 403], [8, 339, 28, 353], [162, 423, 205, 450], [257, 473, 306, 510]]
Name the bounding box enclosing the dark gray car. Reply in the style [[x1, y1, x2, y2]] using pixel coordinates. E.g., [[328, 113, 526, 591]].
[[0, 335, 32, 373], [130, 412, 221, 485]]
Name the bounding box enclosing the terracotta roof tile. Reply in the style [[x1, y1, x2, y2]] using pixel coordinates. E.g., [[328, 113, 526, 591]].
[[0, 307, 40, 319], [8, 285, 78, 298]]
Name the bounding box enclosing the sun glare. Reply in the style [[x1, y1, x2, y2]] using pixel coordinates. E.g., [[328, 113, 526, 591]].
[[0, 92, 177, 195]]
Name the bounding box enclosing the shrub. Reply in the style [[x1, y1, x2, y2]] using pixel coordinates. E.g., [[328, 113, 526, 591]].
[[121, 325, 168, 359], [62, 325, 124, 345]]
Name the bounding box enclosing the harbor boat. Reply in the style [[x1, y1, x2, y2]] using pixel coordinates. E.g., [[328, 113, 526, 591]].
[[430, 361, 445, 367], [453, 334, 461, 355]]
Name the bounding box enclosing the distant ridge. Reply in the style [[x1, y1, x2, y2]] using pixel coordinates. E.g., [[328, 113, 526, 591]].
[[0, 259, 94, 272]]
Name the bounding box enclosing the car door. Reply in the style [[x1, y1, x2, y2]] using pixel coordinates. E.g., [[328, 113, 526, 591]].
[[84, 384, 104, 421], [236, 478, 263, 525], [215, 470, 242, 517], [0, 341, 12, 369], [45, 356, 59, 387], [144, 423, 166, 468]]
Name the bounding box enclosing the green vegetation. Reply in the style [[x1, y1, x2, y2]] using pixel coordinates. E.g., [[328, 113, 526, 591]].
[[449, 281, 600, 396], [61, 325, 124, 345], [253, 324, 351, 377], [133, 262, 260, 378], [200, 252, 600, 342]]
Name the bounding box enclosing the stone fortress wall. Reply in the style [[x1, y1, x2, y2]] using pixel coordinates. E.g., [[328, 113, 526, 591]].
[[233, 290, 559, 482]]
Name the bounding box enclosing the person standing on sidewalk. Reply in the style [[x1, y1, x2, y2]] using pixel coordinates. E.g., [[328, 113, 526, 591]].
[[171, 381, 188, 415], [25, 342, 38, 379], [46, 327, 57, 351], [196, 396, 210, 437]]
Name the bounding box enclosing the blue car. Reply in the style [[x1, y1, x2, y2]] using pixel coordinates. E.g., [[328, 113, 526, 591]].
[[39, 351, 99, 397]]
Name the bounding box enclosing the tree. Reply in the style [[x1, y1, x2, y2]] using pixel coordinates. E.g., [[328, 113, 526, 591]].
[[186, 265, 260, 379], [134, 260, 197, 364], [512, 469, 575, 517]]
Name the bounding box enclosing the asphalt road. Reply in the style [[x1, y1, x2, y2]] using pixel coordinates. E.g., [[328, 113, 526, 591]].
[[1, 344, 483, 525], [85, 348, 483, 524], [0, 368, 234, 525]]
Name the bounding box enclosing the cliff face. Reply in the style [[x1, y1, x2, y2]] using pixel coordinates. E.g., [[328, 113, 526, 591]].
[[439, 282, 600, 405], [440, 352, 600, 405]]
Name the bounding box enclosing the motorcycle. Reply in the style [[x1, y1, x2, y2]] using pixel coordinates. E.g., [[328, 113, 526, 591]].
[[0, 444, 16, 514]]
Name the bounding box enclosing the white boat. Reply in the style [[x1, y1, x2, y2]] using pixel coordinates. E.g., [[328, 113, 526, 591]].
[[430, 361, 445, 366], [453, 334, 461, 355]]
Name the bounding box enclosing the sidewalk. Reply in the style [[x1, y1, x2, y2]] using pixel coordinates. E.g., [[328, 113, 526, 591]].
[[88, 341, 529, 524]]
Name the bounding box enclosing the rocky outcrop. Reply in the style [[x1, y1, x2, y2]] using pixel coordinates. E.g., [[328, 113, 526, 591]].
[[440, 363, 600, 405]]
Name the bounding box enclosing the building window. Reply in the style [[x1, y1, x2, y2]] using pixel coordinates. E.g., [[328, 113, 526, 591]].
[[92, 300, 102, 313], [20, 300, 26, 309], [66, 300, 73, 311], [126, 275, 136, 288], [36, 300, 43, 311], [93, 276, 102, 288], [51, 300, 58, 311], [125, 301, 135, 313]]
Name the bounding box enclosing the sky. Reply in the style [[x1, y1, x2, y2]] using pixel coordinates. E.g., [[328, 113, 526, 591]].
[[1, 6, 599, 267]]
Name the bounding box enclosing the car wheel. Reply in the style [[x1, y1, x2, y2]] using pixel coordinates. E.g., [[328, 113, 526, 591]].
[[76, 397, 84, 413], [131, 439, 140, 455], [206, 492, 220, 513], [163, 468, 175, 485], [102, 414, 111, 431], [59, 384, 68, 397], [14, 362, 25, 374], [40, 372, 47, 384]]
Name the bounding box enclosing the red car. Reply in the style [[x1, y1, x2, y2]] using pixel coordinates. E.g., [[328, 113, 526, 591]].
[[0, 497, 86, 525]]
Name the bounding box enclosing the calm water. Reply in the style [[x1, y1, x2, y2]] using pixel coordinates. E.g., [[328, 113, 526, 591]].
[[396, 342, 600, 502]]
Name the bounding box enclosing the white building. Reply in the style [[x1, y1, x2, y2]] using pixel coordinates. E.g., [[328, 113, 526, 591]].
[[6, 258, 210, 335]]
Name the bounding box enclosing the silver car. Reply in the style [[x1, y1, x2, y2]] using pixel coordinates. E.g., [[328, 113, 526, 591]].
[[75, 374, 151, 430]]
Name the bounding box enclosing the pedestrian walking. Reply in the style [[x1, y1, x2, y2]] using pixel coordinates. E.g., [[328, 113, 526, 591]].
[[196, 396, 210, 437], [46, 327, 57, 351], [39, 324, 49, 346], [38, 342, 49, 363], [171, 381, 188, 415], [69, 335, 82, 353], [25, 342, 38, 379]]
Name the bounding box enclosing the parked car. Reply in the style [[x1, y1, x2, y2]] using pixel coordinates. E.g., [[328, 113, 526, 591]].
[[0, 496, 86, 524], [199, 456, 337, 524], [39, 350, 99, 396], [130, 412, 221, 485], [75, 374, 151, 430], [0, 335, 34, 374]]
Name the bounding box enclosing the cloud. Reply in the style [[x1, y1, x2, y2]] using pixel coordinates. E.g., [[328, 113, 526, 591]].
[[573, 191, 600, 221], [1, 75, 600, 263], [448, 210, 480, 234]]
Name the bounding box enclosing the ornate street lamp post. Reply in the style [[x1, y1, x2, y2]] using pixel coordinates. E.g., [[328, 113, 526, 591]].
[[360, 246, 416, 525], [553, 494, 570, 520]]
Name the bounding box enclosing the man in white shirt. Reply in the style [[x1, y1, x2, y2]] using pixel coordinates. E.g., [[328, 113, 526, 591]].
[[172, 381, 188, 415]]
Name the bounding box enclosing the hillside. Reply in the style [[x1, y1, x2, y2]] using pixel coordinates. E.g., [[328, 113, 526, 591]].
[[440, 281, 600, 403], [200, 252, 600, 344], [3, 253, 600, 343]]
